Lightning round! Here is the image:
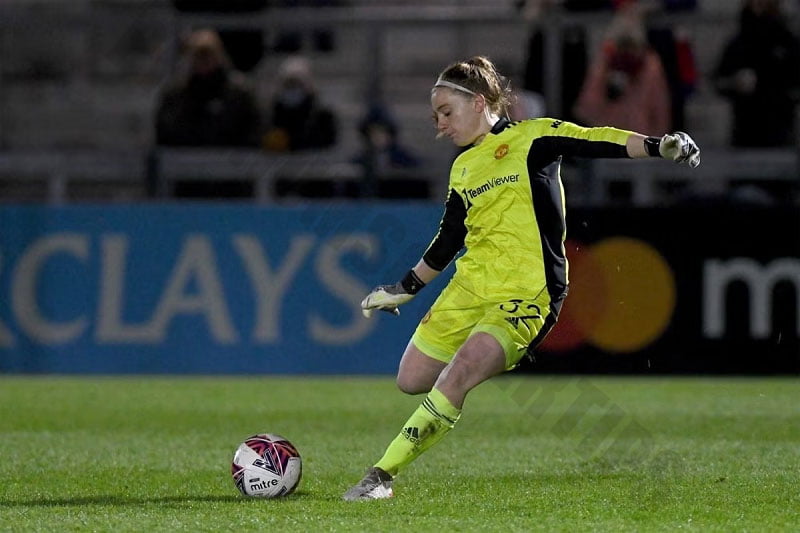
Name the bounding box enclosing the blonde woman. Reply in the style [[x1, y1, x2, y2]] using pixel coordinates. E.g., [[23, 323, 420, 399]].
[[344, 56, 699, 501]]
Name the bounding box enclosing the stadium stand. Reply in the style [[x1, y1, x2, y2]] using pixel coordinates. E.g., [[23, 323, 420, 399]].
[[0, 0, 797, 204]]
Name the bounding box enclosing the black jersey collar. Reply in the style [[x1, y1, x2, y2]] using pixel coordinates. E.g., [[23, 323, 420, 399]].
[[490, 117, 511, 135]]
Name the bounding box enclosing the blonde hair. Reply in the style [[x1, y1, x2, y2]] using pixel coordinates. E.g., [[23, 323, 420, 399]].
[[435, 56, 513, 116]]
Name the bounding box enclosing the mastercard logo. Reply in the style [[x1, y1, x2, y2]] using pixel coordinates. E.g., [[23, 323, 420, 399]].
[[540, 237, 676, 353]]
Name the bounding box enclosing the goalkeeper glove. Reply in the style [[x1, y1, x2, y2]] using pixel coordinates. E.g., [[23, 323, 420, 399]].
[[658, 131, 700, 168], [361, 270, 426, 318]]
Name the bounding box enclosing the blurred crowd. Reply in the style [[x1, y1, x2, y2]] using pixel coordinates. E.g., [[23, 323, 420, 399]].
[[516, 0, 800, 146], [155, 0, 425, 198], [157, 1, 800, 146], [148, 0, 800, 201]]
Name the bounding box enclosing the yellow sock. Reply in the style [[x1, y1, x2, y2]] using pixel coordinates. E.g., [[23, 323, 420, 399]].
[[374, 387, 462, 477]]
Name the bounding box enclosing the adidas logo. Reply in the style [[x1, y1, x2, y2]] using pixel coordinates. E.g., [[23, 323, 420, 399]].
[[402, 426, 420, 444]]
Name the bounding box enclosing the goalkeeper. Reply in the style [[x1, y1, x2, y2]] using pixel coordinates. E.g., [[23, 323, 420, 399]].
[[343, 55, 700, 501]]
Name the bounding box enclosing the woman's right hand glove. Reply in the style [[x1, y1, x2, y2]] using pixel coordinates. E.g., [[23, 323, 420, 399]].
[[361, 283, 414, 317]]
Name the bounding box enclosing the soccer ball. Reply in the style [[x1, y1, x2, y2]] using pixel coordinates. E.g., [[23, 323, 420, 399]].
[[231, 433, 302, 498]]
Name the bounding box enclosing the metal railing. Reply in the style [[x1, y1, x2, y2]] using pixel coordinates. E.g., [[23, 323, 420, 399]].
[[582, 149, 800, 205], [1, 147, 797, 205]]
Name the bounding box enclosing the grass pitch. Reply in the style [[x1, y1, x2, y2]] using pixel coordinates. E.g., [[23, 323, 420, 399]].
[[0, 375, 798, 532]]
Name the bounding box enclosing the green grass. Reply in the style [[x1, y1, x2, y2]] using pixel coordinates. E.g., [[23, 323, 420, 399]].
[[0, 375, 798, 532]]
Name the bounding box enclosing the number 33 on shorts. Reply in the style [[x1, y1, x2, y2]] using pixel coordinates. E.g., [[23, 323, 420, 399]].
[[499, 299, 543, 332]]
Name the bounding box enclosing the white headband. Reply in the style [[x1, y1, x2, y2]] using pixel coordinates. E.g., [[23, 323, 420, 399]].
[[433, 77, 476, 96]]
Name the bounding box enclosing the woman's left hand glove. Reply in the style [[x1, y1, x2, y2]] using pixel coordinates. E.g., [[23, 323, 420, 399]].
[[659, 131, 700, 168]]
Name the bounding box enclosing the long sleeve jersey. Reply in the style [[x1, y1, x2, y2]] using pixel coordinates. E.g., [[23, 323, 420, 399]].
[[422, 117, 633, 306]]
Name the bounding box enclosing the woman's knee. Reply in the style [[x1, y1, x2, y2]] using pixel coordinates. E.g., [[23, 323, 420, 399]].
[[395, 342, 446, 395], [395, 373, 432, 395]]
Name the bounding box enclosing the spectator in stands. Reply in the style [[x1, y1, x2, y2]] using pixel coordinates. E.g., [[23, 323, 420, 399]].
[[517, 0, 696, 129], [171, 1, 268, 73], [612, 1, 699, 130], [263, 56, 338, 151], [620, 0, 698, 131], [572, 4, 671, 134], [713, 0, 800, 147], [516, 0, 589, 121], [155, 29, 261, 147], [350, 103, 422, 197], [352, 104, 421, 174], [272, 0, 344, 54], [645, 23, 697, 132]]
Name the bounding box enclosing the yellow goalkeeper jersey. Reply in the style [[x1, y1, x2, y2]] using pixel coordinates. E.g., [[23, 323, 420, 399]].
[[422, 117, 633, 310]]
